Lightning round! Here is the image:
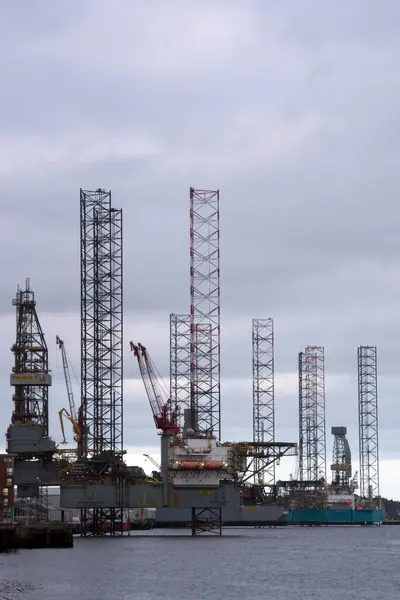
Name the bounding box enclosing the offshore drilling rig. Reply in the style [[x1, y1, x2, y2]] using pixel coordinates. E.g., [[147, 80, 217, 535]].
[[158, 189, 297, 526], [275, 345, 384, 525], [4, 187, 296, 537], [7, 280, 60, 503], [59, 188, 246, 535], [5, 185, 384, 533]]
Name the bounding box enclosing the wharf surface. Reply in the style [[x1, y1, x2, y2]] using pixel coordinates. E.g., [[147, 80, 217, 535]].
[[0, 522, 73, 552]]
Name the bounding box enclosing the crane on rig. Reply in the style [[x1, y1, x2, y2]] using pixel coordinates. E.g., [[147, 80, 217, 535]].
[[56, 336, 77, 420], [143, 454, 161, 470], [56, 335, 84, 454], [130, 342, 179, 435]]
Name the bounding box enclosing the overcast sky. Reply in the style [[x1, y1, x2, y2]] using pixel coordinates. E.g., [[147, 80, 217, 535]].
[[1, 1, 400, 498]]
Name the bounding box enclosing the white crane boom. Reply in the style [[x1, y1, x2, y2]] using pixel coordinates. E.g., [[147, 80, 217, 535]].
[[56, 335, 77, 422]]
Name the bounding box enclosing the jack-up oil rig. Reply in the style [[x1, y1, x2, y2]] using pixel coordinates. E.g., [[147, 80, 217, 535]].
[[276, 345, 385, 525], [4, 188, 296, 536]]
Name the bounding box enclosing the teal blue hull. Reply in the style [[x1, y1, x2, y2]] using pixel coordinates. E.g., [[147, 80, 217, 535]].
[[285, 508, 385, 525]]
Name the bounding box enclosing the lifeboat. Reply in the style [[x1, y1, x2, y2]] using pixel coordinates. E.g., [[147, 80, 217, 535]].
[[178, 461, 201, 469], [202, 461, 224, 470]]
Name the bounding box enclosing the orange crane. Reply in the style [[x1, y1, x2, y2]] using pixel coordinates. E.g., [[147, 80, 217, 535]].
[[130, 342, 179, 435], [56, 335, 84, 454]]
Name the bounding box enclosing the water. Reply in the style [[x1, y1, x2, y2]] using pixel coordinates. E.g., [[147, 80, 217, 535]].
[[1, 526, 400, 600]]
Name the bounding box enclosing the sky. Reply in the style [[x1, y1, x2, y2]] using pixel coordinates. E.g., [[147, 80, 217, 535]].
[[1, 1, 400, 498]]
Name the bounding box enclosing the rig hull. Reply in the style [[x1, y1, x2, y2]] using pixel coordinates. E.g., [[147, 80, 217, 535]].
[[156, 504, 286, 526], [285, 507, 386, 525]]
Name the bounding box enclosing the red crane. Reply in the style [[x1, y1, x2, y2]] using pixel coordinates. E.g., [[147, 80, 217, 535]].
[[130, 342, 179, 435]]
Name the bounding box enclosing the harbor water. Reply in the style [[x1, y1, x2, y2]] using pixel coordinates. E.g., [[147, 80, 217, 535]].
[[1, 526, 400, 600]]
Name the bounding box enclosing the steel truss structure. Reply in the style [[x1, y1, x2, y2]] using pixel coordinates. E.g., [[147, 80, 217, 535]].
[[240, 442, 297, 485], [170, 313, 191, 429], [11, 279, 50, 435], [190, 507, 222, 536], [331, 426, 351, 487], [189, 188, 221, 439], [357, 345, 379, 502], [252, 318, 275, 486], [298, 346, 326, 482], [80, 188, 124, 535]]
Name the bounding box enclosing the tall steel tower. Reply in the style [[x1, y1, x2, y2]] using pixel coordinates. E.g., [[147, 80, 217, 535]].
[[357, 345, 379, 502], [10, 279, 51, 435], [170, 313, 191, 429], [80, 188, 123, 534], [252, 318, 275, 485], [189, 188, 221, 439], [298, 351, 305, 478], [298, 346, 326, 482], [331, 426, 352, 487]]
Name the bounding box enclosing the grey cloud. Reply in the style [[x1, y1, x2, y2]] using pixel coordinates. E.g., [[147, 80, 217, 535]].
[[281, 1, 400, 50], [1, 1, 400, 493]]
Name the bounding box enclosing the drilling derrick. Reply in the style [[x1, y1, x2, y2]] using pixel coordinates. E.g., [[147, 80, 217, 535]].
[[298, 346, 326, 482], [80, 188, 123, 535], [7, 279, 56, 505], [170, 313, 191, 429], [252, 318, 275, 486], [330, 426, 351, 488], [357, 345, 380, 505], [190, 188, 220, 439], [10, 279, 51, 433]]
